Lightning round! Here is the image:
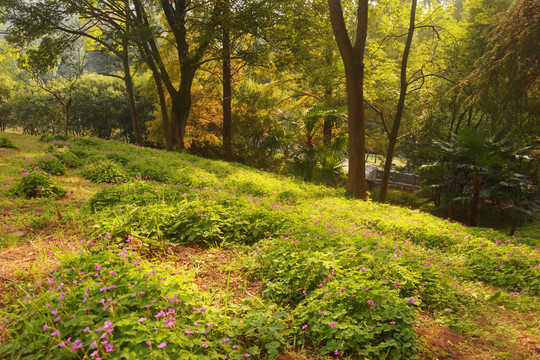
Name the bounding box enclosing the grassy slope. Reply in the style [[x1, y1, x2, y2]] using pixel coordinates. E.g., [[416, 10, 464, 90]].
[[0, 134, 539, 360]]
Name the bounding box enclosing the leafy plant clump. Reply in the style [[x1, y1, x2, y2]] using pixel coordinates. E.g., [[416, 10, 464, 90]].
[[0, 136, 17, 149], [86, 180, 183, 212], [48, 145, 84, 168], [0, 247, 286, 360], [81, 160, 128, 184], [11, 168, 67, 198], [27, 154, 68, 176], [93, 196, 288, 247]]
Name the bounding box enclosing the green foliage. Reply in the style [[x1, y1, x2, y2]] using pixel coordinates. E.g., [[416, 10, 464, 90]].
[[87, 180, 157, 212], [422, 128, 537, 227], [369, 189, 428, 209], [93, 196, 287, 248], [11, 168, 67, 198], [39, 133, 53, 142], [81, 160, 128, 184], [47, 144, 84, 168], [0, 247, 286, 360], [0, 136, 17, 149], [28, 154, 67, 175]]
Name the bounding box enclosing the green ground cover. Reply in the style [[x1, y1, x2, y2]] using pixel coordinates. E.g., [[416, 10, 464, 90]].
[[1, 134, 539, 359]]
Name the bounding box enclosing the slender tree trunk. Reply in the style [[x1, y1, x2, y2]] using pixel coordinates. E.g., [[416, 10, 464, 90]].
[[453, 108, 467, 136], [466, 107, 473, 127], [64, 98, 72, 137], [323, 88, 333, 146], [155, 74, 172, 151], [448, 166, 459, 221], [510, 222, 516, 236], [379, 0, 417, 203], [469, 178, 481, 226], [328, 0, 368, 199], [121, 50, 143, 146], [222, 15, 233, 161], [145, 52, 172, 151]]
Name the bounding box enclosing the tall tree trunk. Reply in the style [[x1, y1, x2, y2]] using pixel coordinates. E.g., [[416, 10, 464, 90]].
[[222, 10, 233, 161], [379, 0, 417, 203], [170, 65, 195, 150], [121, 50, 143, 146], [328, 0, 368, 199]]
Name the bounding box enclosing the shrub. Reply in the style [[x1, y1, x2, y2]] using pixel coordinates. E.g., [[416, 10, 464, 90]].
[[292, 278, 418, 359], [29, 154, 67, 176], [127, 161, 173, 182], [81, 160, 128, 184], [53, 133, 69, 141], [48, 146, 84, 168], [38, 134, 53, 142], [87, 180, 163, 212], [0, 136, 17, 149], [92, 196, 289, 247], [11, 168, 67, 198], [369, 189, 428, 209]]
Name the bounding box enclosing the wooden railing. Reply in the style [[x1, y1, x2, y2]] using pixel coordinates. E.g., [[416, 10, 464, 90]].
[[367, 169, 421, 191]]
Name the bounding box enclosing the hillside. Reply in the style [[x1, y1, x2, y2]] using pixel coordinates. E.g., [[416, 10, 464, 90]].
[[1, 133, 539, 360]]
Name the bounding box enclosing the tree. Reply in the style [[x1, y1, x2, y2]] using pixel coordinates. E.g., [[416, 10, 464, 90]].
[[377, 0, 417, 203], [0, 0, 146, 145], [131, 0, 223, 150], [328, 0, 369, 198], [423, 128, 536, 229], [17, 39, 85, 136], [464, 0, 540, 138]]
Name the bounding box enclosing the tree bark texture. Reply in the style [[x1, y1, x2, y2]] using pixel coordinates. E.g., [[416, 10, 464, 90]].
[[328, 0, 368, 199]]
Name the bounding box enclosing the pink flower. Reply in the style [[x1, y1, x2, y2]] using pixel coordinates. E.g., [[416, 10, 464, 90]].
[[146, 340, 152, 347], [139, 317, 147, 323], [158, 342, 167, 348], [330, 321, 335, 328]]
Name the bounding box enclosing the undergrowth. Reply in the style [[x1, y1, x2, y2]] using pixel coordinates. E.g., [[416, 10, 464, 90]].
[[1, 135, 539, 360]]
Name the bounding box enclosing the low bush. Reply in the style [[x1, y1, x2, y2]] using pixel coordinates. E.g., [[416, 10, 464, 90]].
[[0, 136, 17, 149], [81, 160, 128, 184], [48, 145, 84, 168], [87, 180, 159, 212], [127, 160, 173, 182], [92, 196, 288, 247], [38, 134, 53, 142], [11, 168, 67, 198], [28, 154, 67, 176]]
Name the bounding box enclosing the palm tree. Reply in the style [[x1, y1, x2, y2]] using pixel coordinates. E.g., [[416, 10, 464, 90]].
[[423, 128, 536, 229], [278, 103, 347, 185]]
